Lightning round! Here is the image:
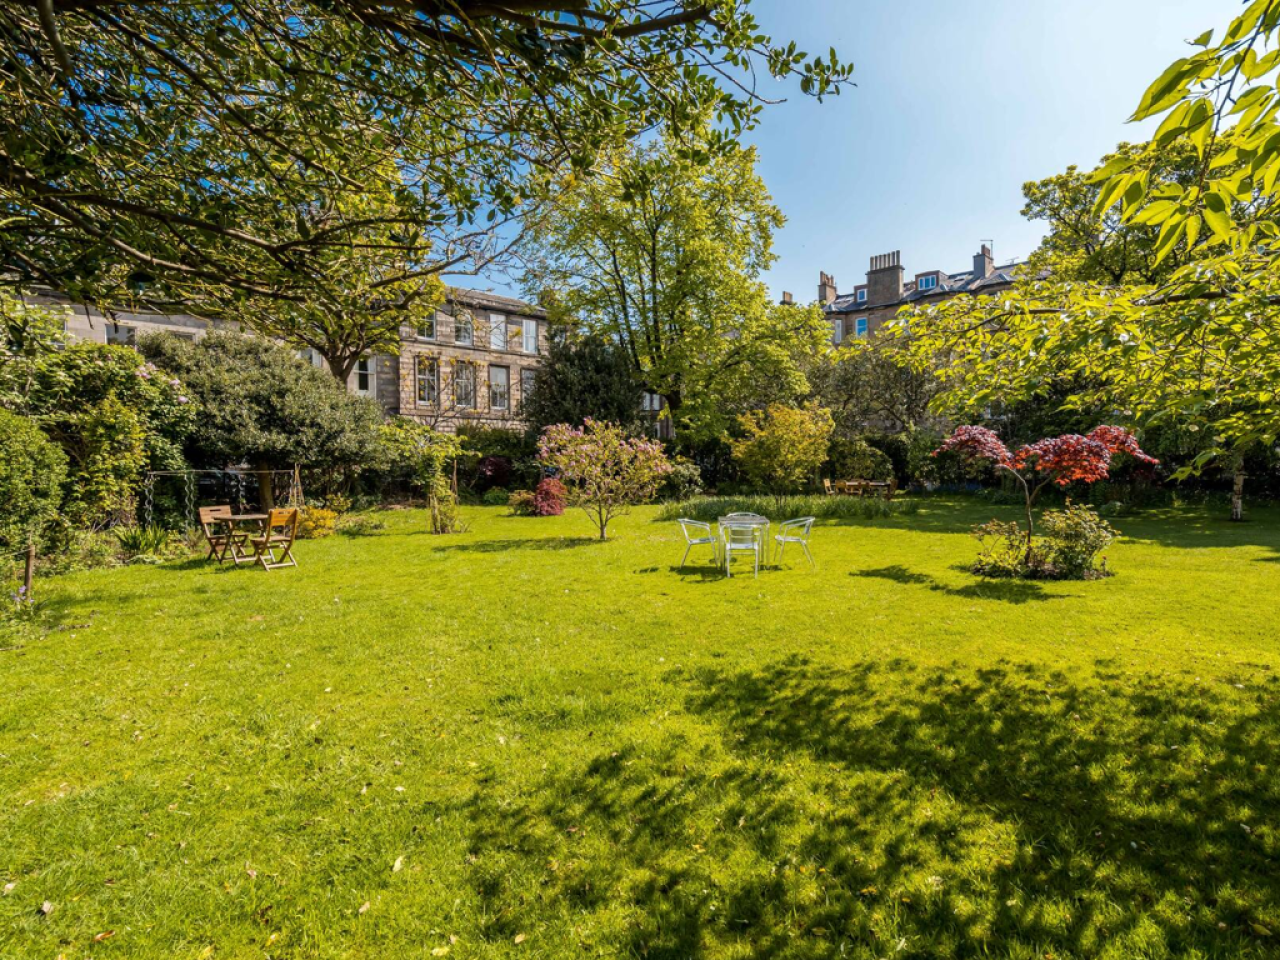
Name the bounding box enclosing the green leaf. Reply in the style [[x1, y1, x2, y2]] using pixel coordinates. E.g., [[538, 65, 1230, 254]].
[[1131, 57, 1201, 121], [1202, 188, 1234, 243]]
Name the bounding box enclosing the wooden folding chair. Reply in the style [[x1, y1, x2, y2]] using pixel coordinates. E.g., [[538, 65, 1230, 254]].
[[250, 509, 300, 571], [198, 505, 241, 563]]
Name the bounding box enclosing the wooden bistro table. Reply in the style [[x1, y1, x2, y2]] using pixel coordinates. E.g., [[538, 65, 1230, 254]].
[[225, 513, 269, 566]]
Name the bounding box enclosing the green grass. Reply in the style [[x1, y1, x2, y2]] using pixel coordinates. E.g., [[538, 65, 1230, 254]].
[[2, 497, 1279, 959]]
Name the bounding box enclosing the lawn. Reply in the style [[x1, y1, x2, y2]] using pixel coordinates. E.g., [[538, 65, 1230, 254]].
[[2, 498, 1279, 959]]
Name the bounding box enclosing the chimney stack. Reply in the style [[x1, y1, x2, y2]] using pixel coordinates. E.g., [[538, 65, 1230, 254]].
[[973, 243, 994, 279], [780, 291, 794, 306], [818, 272, 838, 304], [866, 251, 904, 304]]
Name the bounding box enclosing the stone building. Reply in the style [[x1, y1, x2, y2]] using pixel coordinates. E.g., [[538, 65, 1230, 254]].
[[26, 285, 547, 433], [816, 245, 1025, 344]]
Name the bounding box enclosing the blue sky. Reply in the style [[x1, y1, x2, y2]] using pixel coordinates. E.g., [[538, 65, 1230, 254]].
[[455, 0, 1243, 302]]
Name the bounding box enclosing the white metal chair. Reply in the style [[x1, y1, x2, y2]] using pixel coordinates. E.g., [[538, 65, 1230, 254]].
[[775, 517, 816, 569], [676, 518, 719, 568], [722, 522, 762, 578]]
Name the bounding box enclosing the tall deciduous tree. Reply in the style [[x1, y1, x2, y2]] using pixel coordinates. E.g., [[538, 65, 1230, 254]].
[[1, 1, 852, 318], [898, 1, 1280, 520], [525, 135, 831, 440]]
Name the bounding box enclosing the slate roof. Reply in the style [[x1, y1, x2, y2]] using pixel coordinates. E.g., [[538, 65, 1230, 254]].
[[448, 286, 546, 318], [825, 262, 1027, 314]]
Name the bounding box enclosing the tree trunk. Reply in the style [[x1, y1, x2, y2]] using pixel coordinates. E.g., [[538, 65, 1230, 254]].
[[23, 541, 35, 601], [1231, 463, 1246, 522], [256, 465, 276, 511]]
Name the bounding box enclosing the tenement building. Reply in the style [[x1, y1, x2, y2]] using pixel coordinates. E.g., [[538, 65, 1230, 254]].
[[818, 245, 1024, 344], [27, 285, 547, 433]]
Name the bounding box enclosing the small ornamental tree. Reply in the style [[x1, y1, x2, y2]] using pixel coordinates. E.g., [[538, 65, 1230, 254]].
[[379, 419, 465, 534], [538, 420, 671, 540], [731, 403, 835, 501], [936, 425, 1157, 564]]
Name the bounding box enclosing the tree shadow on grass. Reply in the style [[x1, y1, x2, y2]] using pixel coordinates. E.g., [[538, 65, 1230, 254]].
[[851, 564, 1068, 604], [457, 657, 1280, 957], [429, 537, 600, 555]]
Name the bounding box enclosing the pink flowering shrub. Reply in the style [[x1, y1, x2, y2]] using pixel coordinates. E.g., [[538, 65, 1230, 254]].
[[538, 419, 672, 539], [936, 425, 1156, 577]]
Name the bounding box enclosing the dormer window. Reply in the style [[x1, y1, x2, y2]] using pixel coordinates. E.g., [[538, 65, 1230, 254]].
[[856, 289, 867, 303], [918, 275, 938, 292]]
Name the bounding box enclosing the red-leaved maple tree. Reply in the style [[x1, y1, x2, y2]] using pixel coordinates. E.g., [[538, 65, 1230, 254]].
[[935, 425, 1158, 560]]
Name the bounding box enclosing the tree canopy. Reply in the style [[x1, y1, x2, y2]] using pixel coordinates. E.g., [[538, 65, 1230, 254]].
[[524, 134, 831, 440], [139, 331, 384, 473], [1, 1, 852, 318], [897, 0, 1280, 495], [521, 333, 645, 436]]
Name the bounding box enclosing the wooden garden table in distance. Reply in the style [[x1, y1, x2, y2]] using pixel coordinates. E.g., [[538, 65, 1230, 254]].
[[225, 513, 269, 565]]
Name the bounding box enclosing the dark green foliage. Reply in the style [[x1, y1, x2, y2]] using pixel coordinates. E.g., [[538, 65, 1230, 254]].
[[521, 335, 645, 435], [0, 409, 67, 550], [3, 339, 194, 525], [660, 458, 704, 502], [826, 436, 894, 482], [139, 331, 383, 471]]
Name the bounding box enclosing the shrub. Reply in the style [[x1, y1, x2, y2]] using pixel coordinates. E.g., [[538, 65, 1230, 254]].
[[731, 403, 833, 498], [325, 494, 353, 514], [532, 477, 566, 516], [827, 436, 893, 482], [971, 519, 1030, 578], [0, 409, 67, 552], [971, 504, 1117, 580], [660, 457, 704, 501], [475, 456, 513, 491], [379, 419, 465, 534], [482, 487, 510, 506], [14, 342, 194, 526], [297, 508, 338, 539], [1040, 502, 1116, 579], [939, 424, 1155, 573], [507, 490, 537, 516]]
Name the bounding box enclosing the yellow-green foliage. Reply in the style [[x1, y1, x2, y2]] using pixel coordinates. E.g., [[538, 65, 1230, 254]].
[[297, 507, 337, 539], [731, 402, 834, 496]]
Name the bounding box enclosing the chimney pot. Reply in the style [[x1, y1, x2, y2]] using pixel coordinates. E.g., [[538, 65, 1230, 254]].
[[817, 272, 838, 304], [973, 244, 994, 279]]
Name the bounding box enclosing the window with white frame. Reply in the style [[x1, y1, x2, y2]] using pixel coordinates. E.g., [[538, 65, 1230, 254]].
[[454, 310, 473, 346], [918, 275, 938, 291], [416, 313, 438, 340], [642, 391, 662, 412], [855, 317, 869, 337], [454, 361, 476, 408], [488, 312, 507, 350], [355, 357, 375, 396], [416, 356, 438, 405], [520, 368, 537, 408], [489, 365, 510, 410], [522, 317, 538, 354], [856, 289, 867, 303]]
